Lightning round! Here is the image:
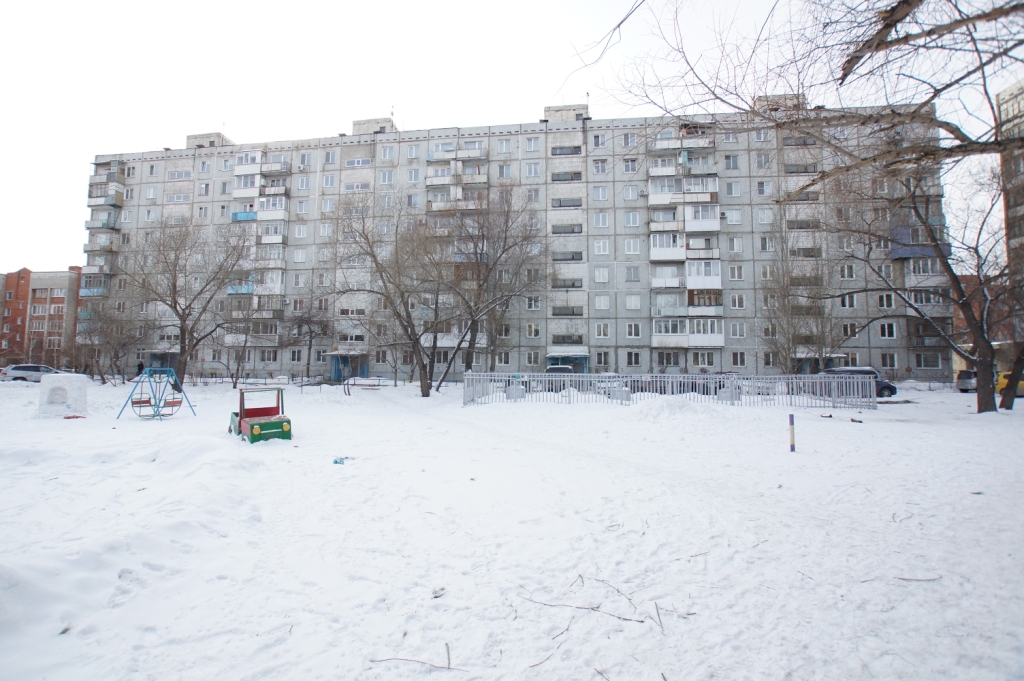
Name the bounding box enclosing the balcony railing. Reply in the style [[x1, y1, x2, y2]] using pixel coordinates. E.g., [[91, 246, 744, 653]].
[[651, 138, 682, 151], [232, 211, 258, 222], [461, 173, 488, 184], [85, 218, 119, 229], [688, 305, 723, 316], [686, 248, 720, 259], [260, 186, 289, 196], [651, 277, 682, 288], [650, 246, 688, 261], [651, 306, 688, 317], [260, 161, 291, 174], [226, 283, 255, 295], [83, 242, 115, 253], [648, 166, 678, 177], [79, 288, 109, 297], [86, 192, 124, 208], [909, 336, 947, 347], [426, 175, 454, 186]]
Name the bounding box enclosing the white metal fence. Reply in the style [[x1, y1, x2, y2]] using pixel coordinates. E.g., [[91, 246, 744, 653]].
[[463, 372, 877, 410]]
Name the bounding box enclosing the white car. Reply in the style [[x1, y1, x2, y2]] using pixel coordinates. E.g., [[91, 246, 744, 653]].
[[0, 364, 63, 382]]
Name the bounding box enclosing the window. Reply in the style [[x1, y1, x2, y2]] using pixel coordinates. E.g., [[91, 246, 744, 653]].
[[625, 294, 640, 310], [755, 153, 771, 169], [760, 265, 774, 280], [595, 294, 610, 310], [526, 351, 540, 366], [625, 238, 640, 254], [625, 266, 640, 281], [526, 296, 541, 311], [591, 239, 610, 256], [627, 323, 641, 338], [623, 158, 637, 173], [380, 146, 394, 161], [524, 137, 539, 152], [197, 206, 208, 218], [293, 248, 307, 263], [731, 351, 746, 367], [840, 294, 857, 308], [842, 323, 859, 338], [879, 322, 896, 338], [758, 208, 773, 224], [881, 353, 897, 368], [724, 181, 740, 197], [595, 322, 610, 338], [121, 210, 132, 222], [551, 198, 582, 208], [380, 170, 393, 185], [497, 139, 511, 153], [591, 351, 608, 367], [623, 185, 638, 200], [406, 144, 420, 159], [344, 158, 372, 168], [912, 258, 940, 275], [260, 349, 278, 362], [730, 322, 746, 338], [498, 164, 512, 178], [322, 199, 334, 212], [290, 349, 303, 362], [296, 200, 309, 214], [324, 151, 337, 164], [593, 134, 607, 148], [626, 352, 641, 367], [593, 159, 607, 174], [839, 264, 855, 279], [294, 224, 308, 238], [593, 186, 608, 201], [755, 129, 771, 142], [763, 352, 776, 367], [757, 181, 772, 196], [526, 162, 540, 177], [724, 155, 739, 170], [724, 237, 742, 253], [125, 165, 136, 177], [878, 293, 894, 308], [759, 236, 775, 252], [657, 352, 680, 367], [623, 133, 637, 147], [692, 351, 714, 367], [730, 294, 745, 309], [551, 146, 582, 156], [723, 133, 738, 143]]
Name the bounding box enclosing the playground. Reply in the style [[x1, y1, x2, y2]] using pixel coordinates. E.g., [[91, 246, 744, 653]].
[[0, 380, 1021, 680]]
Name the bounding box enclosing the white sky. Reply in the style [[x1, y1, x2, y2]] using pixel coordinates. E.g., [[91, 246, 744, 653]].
[[0, 0, 777, 273]]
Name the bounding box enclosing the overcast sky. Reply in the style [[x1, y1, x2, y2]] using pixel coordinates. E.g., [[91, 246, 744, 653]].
[[0, 0, 776, 274]]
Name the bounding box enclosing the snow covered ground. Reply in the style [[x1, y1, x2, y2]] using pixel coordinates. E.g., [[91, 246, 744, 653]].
[[0, 379, 1021, 680]]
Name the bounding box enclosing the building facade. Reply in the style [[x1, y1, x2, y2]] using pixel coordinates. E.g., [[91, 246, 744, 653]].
[[1, 267, 82, 368], [81, 103, 952, 381]]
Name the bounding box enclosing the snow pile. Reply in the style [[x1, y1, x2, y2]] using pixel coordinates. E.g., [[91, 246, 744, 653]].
[[0, 381, 1021, 680], [37, 373, 89, 418]]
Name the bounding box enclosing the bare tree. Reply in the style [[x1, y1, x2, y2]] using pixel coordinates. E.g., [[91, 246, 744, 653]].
[[77, 287, 151, 384], [285, 267, 334, 380], [117, 217, 250, 381]]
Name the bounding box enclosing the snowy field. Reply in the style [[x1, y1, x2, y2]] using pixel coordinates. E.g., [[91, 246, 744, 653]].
[[0, 379, 1022, 680]]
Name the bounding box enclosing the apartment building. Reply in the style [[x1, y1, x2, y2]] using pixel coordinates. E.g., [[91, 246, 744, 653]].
[[998, 81, 1024, 269], [1, 267, 82, 368], [81, 103, 953, 381]]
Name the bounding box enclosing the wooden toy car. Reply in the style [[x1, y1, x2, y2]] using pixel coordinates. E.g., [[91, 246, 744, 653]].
[[229, 387, 292, 443]]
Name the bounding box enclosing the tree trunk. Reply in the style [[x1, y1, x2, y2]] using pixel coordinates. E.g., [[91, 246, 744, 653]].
[[305, 332, 314, 379], [998, 343, 1024, 410], [464, 320, 479, 372], [974, 349, 998, 413]]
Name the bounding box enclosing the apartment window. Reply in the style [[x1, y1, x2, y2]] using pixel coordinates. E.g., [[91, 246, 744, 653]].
[[593, 134, 607, 148], [839, 264, 855, 279], [732, 351, 746, 367], [595, 294, 610, 310], [730, 294, 745, 309], [757, 181, 772, 196], [495, 139, 510, 153], [324, 151, 337, 164], [593, 186, 608, 201], [724, 209, 741, 225], [122, 211, 133, 222], [380, 146, 394, 161], [880, 264, 893, 278], [759, 237, 775, 252], [197, 206, 208, 218], [525, 137, 539, 152], [406, 144, 420, 159], [593, 159, 607, 174], [727, 237, 743, 253], [219, 181, 231, 195], [758, 208, 773, 224], [293, 248, 307, 263], [595, 322, 610, 338], [526, 296, 541, 311], [881, 352, 897, 368], [760, 265, 774, 280], [730, 322, 746, 338], [294, 224, 308, 238], [625, 294, 640, 310], [526, 351, 540, 366], [322, 199, 334, 212], [626, 352, 641, 367], [148, 164, 157, 176], [879, 322, 896, 338], [840, 294, 857, 308], [592, 239, 610, 255], [407, 194, 420, 208], [723, 133, 738, 143], [755, 129, 770, 142], [878, 293, 894, 308], [657, 352, 680, 367], [125, 166, 136, 177], [725, 181, 740, 197], [625, 266, 640, 282], [623, 158, 637, 173], [623, 133, 637, 147], [289, 349, 303, 362], [724, 155, 740, 170], [198, 183, 210, 197], [498, 164, 511, 179], [319, 174, 334, 188], [586, 212, 606, 228], [526, 162, 540, 178], [624, 212, 640, 227], [755, 154, 771, 169], [626, 323, 641, 338], [692, 351, 714, 367], [625, 238, 640, 254], [146, 187, 158, 199], [552, 146, 582, 156], [623, 185, 638, 200], [763, 352, 776, 367], [380, 171, 394, 185], [523, 322, 541, 339], [144, 209, 154, 222]]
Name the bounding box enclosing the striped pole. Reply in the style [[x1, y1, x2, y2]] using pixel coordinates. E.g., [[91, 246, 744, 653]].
[[789, 414, 796, 452]]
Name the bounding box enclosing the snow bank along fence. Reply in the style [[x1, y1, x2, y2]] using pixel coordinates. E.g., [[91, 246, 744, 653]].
[[463, 372, 877, 410]]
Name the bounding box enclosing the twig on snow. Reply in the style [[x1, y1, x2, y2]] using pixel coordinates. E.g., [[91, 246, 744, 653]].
[[797, 571, 815, 581], [552, 616, 574, 639], [518, 595, 646, 623], [690, 551, 709, 558], [662, 674, 669, 681], [370, 657, 467, 672], [897, 575, 942, 582], [529, 652, 555, 668], [592, 578, 638, 611], [595, 667, 611, 680], [446, 642, 451, 669], [655, 602, 664, 632], [569, 574, 584, 590]]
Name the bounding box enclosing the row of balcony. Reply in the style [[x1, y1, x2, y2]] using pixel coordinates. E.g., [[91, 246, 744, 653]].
[[649, 246, 720, 261], [425, 174, 489, 187], [233, 160, 293, 175], [651, 305, 724, 317], [651, 274, 722, 289]]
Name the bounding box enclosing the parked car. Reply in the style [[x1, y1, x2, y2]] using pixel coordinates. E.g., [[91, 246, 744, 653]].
[[536, 365, 576, 392], [821, 367, 898, 398], [956, 369, 1003, 393], [995, 372, 1024, 397], [0, 364, 63, 382]]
